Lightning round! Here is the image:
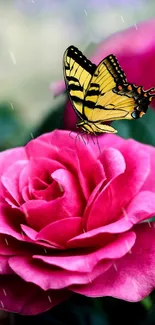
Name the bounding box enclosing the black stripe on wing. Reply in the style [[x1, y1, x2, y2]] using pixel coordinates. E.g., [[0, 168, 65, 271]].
[[66, 45, 96, 75]]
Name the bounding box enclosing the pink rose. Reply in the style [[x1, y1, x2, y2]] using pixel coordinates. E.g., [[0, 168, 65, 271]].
[[51, 18, 155, 130], [1, 129, 155, 315]]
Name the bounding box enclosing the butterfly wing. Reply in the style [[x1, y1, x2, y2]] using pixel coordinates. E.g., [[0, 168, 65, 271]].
[[63, 45, 96, 118], [83, 55, 137, 126]]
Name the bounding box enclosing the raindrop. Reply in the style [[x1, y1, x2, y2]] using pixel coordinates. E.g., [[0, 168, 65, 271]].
[[0, 300, 4, 308], [44, 248, 47, 254], [9, 102, 15, 110], [23, 206, 29, 218], [58, 183, 64, 193], [4, 238, 9, 246], [121, 207, 128, 220], [30, 132, 34, 139], [84, 9, 88, 16], [134, 24, 138, 30], [148, 221, 151, 228], [48, 295, 52, 303], [120, 16, 124, 23], [125, 240, 132, 254], [9, 51, 16, 65], [113, 263, 118, 271], [2, 289, 7, 296]]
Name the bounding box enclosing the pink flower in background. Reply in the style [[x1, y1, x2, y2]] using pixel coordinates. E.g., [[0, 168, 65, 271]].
[[51, 18, 155, 130], [1, 129, 155, 314]]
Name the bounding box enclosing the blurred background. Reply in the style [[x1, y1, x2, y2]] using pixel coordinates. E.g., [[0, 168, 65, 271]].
[[1, 1, 155, 324], [0, 0, 155, 149]]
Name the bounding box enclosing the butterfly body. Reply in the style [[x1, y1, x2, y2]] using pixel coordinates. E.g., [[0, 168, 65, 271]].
[[63, 45, 155, 134]]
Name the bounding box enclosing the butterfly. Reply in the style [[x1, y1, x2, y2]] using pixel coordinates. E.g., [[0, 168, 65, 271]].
[[63, 45, 155, 134]]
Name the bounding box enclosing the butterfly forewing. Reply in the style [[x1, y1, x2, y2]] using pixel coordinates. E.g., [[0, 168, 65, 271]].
[[63, 45, 96, 117]]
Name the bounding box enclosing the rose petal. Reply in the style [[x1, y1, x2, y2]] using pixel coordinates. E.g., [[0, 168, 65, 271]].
[[34, 231, 136, 272], [0, 275, 70, 315], [0, 204, 25, 241], [19, 157, 64, 192], [0, 256, 13, 274], [71, 223, 155, 302], [86, 138, 150, 230], [22, 169, 85, 230], [85, 148, 126, 229], [0, 147, 27, 175], [36, 217, 83, 247], [20, 224, 58, 249], [9, 256, 111, 290], [1, 161, 27, 206]]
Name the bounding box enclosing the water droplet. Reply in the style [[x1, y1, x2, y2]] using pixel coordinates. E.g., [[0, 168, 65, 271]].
[[44, 248, 47, 254], [113, 263, 118, 271], [4, 238, 9, 246], [9, 102, 14, 110], [58, 183, 64, 193], [2, 289, 7, 296], [125, 240, 132, 254], [120, 16, 124, 23], [9, 51, 16, 65], [48, 295, 52, 303], [30, 132, 34, 139], [148, 222, 151, 227], [84, 9, 88, 16], [0, 300, 4, 308]]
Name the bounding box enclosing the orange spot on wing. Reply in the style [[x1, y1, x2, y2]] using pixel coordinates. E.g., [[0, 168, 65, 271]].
[[118, 85, 123, 90], [139, 112, 145, 117], [137, 87, 141, 94], [127, 85, 132, 90]]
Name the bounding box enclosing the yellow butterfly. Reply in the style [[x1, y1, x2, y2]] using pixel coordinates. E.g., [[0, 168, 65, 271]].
[[63, 45, 155, 134]]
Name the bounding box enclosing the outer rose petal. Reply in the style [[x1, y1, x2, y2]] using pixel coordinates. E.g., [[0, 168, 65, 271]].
[[0, 147, 27, 175], [71, 223, 155, 302], [1, 161, 27, 206], [34, 231, 136, 272], [9, 256, 111, 290], [98, 134, 155, 192], [0, 275, 70, 315], [68, 191, 155, 248]]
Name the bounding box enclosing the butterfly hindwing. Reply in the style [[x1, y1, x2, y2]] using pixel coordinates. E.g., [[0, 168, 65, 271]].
[[63, 45, 96, 117]]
